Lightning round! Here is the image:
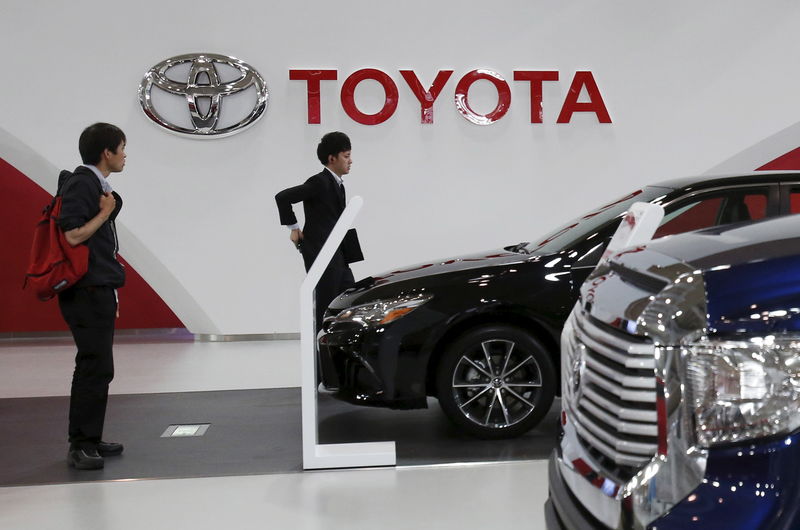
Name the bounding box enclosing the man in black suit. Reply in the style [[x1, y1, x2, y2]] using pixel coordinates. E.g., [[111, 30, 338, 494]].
[[275, 132, 363, 329]]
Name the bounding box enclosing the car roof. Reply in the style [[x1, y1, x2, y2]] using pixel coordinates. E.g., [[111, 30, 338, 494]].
[[651, 170, 800, 192]]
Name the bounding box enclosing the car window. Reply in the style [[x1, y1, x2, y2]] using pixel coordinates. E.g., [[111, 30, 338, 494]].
[[743, 194, 768, 219], [526, 186, 671, 253], [789, 188, 800, 214], [654, 188, 768, 239]]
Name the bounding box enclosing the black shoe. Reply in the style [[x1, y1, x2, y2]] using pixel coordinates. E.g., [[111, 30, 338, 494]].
[[97, 441, 124, 456], [68, 448, 104, 470]]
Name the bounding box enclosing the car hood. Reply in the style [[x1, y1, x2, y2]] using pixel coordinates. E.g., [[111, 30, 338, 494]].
[[331, 247, 550, 311], [369, 248, 534, 284], [609, 215, 800, 335]]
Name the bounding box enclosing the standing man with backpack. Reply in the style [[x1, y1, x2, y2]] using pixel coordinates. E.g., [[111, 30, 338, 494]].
[[58, 123, 126, 470]]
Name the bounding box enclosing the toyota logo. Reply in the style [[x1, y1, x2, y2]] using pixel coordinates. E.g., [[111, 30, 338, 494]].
[[138, 53, 268, 138]]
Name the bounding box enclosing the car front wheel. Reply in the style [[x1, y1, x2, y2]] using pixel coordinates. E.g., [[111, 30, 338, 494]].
[[436, 324, 556, 439]]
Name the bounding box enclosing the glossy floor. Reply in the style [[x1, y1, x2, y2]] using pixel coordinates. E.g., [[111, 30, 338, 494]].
[[0, 337, 549, 530]]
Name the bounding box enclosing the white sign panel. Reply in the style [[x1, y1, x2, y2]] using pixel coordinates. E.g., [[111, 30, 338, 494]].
[[600, 202, 665, 263]]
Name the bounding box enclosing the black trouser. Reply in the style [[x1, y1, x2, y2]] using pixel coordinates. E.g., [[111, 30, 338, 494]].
[[58, 286, 117, 449], [302, 247, 354, 330]]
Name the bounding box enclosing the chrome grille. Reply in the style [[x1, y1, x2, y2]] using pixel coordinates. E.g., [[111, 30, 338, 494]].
[[566, 310, 658, 470]]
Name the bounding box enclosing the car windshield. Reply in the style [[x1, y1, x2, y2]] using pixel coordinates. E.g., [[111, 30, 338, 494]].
[[524, 186, 671, 254]]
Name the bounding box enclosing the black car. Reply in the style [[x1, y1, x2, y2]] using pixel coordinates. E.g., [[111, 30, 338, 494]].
[[319, 172, 800, 438]]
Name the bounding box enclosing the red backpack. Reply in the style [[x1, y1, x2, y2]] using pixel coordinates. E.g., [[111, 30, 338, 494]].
[[23, 189, 89, 301]]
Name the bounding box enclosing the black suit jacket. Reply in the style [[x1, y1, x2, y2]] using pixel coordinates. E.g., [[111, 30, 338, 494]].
[[275, 169, 363, 266]]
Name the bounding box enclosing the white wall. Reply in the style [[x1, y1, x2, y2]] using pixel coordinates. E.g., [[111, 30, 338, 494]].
[[3, 1, 800, 334]]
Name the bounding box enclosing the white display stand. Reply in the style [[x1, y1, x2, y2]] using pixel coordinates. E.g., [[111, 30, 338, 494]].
[[599, 202, 665, 263], [300, 196, 397, 470]]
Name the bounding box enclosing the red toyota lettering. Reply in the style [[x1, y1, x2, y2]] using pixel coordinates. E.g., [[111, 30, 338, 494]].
[[513, 71, 559, 123], [556, 71, 612, 123], [341, 69, 399, 125], [288, 69, 338, 124], [454, 69, 511, 125], [400, 70, 454, 124]]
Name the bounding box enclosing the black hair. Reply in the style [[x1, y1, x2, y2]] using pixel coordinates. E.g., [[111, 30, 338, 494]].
[[79, 123, 126, 165], [316, 131, 351, 165]]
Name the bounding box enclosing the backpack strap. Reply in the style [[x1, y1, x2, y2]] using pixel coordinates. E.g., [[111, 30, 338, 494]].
[[56, 169, 74, 197]]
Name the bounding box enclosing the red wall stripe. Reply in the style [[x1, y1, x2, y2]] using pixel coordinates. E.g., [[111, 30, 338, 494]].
[[0, 157, 183, 332], [757, 146, 800, 171]]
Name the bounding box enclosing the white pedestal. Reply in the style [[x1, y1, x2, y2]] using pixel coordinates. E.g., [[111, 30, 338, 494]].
[[299, 196, 396, 470]]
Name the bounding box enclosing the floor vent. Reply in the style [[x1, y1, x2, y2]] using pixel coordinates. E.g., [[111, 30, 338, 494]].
[[161, 424, 210, 438]]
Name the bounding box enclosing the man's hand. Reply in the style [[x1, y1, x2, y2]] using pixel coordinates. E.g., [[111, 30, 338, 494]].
[[64, 192, 117, 247], [99, 192, 116, 217], [290, 228, 304, 248]]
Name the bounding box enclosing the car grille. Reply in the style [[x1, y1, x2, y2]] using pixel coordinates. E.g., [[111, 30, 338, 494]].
[[566, 310, 658, 477]]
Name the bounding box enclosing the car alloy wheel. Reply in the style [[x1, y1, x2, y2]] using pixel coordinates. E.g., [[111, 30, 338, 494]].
[[437, 324, 556, 438]]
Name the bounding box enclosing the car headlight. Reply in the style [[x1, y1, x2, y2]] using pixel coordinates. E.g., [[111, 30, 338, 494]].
[[334, 293, 433, 326], [686, 335, 800, 447]]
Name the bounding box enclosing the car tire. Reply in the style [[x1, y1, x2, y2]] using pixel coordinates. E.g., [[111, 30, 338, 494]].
[[436, 324, 556, 439]]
